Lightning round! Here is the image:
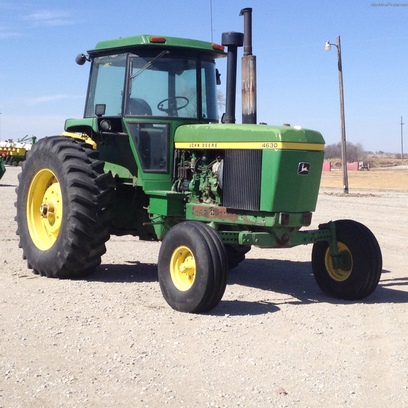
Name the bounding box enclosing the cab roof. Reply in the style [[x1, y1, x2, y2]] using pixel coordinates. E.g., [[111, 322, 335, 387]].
[[89, 34, 226, 58]]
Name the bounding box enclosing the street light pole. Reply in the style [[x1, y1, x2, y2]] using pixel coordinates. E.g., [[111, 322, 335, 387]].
[[325, 36, 349, 194]]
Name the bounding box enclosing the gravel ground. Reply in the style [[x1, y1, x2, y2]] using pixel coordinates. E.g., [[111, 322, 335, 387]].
[[1, 165, 407, 408]]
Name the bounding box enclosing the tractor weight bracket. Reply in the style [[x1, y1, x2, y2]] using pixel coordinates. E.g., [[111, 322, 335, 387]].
[[217, 224, 338, 249], [318, 221, 343, 269], [318, 221, 339, 253]]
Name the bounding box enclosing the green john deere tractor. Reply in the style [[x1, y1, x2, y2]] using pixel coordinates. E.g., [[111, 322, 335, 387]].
[[15, 9, 382, 313]]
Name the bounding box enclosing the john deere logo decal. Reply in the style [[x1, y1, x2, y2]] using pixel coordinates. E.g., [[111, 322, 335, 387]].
[[298, 162, 310, 175]]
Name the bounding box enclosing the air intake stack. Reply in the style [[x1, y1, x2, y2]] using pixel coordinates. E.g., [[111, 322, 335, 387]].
[[240, 8, 257, 124]]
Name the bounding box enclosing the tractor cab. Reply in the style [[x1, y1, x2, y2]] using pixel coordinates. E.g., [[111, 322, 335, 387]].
[[68, 35, 226, 186], [84, 50, 220, 122], [75, 35, 226, 124]]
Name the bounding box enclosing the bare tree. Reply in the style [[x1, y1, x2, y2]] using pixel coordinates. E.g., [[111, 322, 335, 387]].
[[325, 142, 366, 162], [217, 90, 225, 117]]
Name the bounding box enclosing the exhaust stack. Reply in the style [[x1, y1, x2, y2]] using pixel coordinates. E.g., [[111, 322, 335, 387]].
[[221, 31, 244, 124], [240, 8, 257, 124]]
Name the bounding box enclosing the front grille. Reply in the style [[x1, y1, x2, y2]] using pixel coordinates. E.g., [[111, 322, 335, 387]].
[[222, 150, 262, 211]]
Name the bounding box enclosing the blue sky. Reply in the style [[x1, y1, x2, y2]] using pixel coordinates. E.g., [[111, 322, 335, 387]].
[[0, 0, 407, 153]]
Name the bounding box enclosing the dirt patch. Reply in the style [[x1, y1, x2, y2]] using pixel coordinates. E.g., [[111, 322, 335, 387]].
[[1, 165, 407, 408], [320, 168, 408, 192]]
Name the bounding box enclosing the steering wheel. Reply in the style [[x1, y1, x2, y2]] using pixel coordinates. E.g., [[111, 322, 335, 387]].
[[157, 96, 189, 114]]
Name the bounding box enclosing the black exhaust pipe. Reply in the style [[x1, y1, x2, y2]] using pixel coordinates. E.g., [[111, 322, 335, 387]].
[[240, 8, 257, 124], [221, 31, 244, 124]]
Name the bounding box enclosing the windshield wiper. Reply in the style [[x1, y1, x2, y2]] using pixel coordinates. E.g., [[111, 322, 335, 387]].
[[130, 50, 170, 79]]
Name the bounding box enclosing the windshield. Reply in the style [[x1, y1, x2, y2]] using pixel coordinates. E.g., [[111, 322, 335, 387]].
[[85, 54, 127, 117], [84, 52, 218, 121]]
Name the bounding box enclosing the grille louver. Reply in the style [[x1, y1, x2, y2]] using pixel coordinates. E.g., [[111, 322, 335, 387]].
[[222, 150, 262, 211]]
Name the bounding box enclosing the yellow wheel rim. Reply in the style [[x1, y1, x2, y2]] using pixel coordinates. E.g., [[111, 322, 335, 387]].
[[170, 246, 196, 291], [26, 169, 63, 250], [325, 242, 353, 282]]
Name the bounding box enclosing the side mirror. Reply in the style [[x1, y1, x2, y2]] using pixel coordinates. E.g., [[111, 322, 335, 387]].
[[216, 69, 221, 85], [75, 53, 90, 65], [95, 104, 106, 117]]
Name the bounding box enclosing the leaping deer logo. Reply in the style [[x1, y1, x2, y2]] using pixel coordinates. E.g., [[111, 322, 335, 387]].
[[298, 162, 310, 175]]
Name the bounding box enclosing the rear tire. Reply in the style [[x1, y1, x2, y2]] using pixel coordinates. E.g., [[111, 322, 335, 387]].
[[158, 221, 228, 313], [312, 220, 382, 300], [15, 136, 113, 279]]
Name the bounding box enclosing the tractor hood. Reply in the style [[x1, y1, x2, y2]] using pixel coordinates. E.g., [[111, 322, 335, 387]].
[[174, 123, 325, 152], [174, 123, 325, 213]]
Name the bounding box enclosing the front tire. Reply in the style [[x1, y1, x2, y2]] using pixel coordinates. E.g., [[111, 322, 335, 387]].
[[312, 220, 382, 300], [15, 136, 113, 279], [158, 221, 228, 313]]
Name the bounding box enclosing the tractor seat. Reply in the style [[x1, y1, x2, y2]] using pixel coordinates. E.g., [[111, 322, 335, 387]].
[[126, 98, 152, 116]]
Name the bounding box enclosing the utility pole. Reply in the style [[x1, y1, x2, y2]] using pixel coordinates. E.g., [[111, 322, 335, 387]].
[[337, 36, 349, 194], [401, 116, 404, 161], [325, 36, 349, 194]]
